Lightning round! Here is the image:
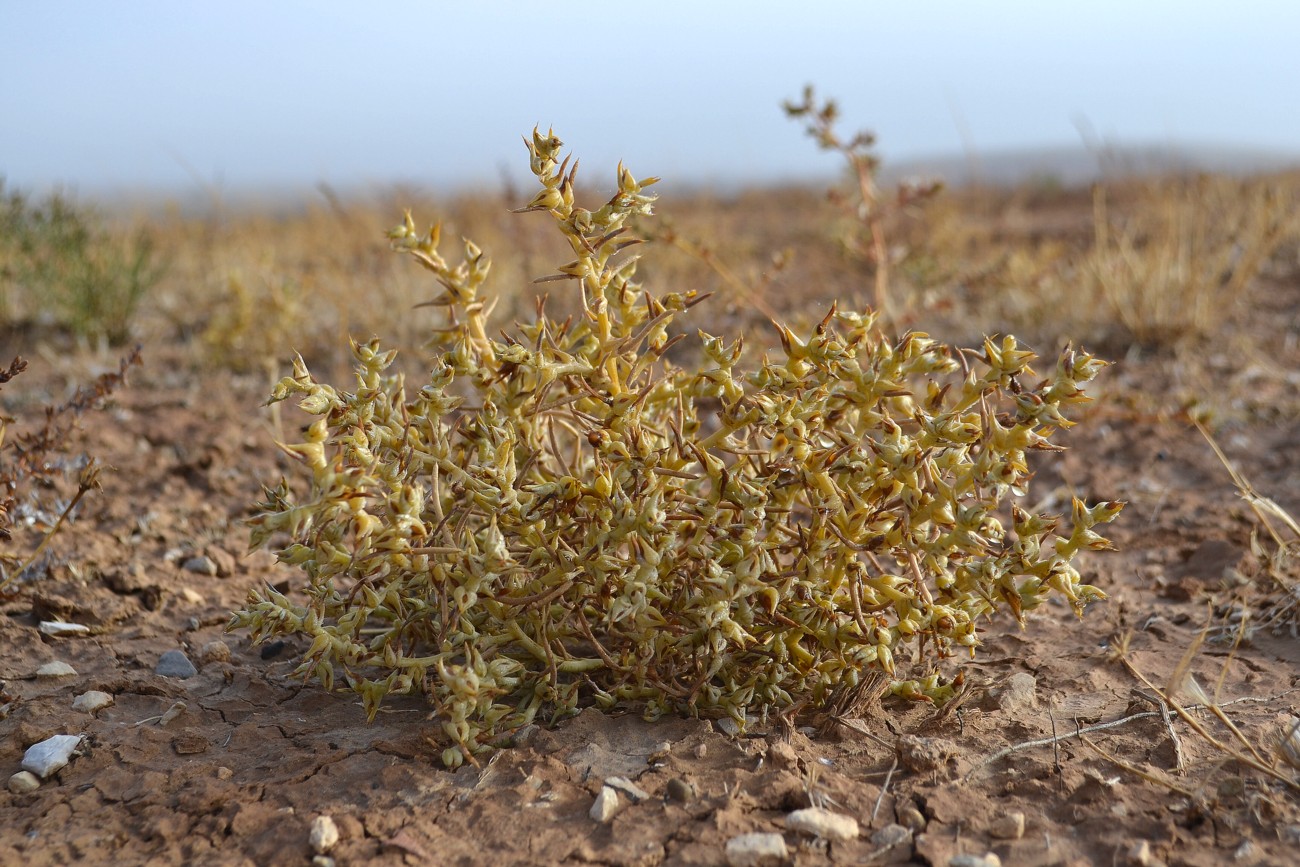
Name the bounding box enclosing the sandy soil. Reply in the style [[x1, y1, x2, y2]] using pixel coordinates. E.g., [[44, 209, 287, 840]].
[[2, 254, 1299, 866]]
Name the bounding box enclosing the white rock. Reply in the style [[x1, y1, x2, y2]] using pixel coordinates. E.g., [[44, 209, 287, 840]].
[[309, 815, 340, 854], [785, 806, 859, 841], [72, 691, 114, 713], [988, 811, 1025, 839], [949, 855, 1002, 867], [36, 661, 78, 678], [7, 771, 40, 794], [179, 587, 206, 605], [38, 621, 90, 637], [604, 776, 651, 802], [725, 832, 788, 867], [1127, 841, 1154, 866], [589, 786, 619, 822], [22, 734, 83, 778]]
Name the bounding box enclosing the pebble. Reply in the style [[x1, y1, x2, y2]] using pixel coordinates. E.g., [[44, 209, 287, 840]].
[[512, 724, 540, 747], [22, 734, 82, 778], [1233, 840, 1261, 862], [871, 824, 913, 848], [72, 691, 114, 713], [896, 735, 958, 774], [207, 547, 237, 577], [897, 803, 928, 832], [665, 778, 695, 803], [715, 718, 741, 737], [310, 815, 340, 854], [949, 855, 1002, 867], [767, 740, 799, 769], [199, 640, 231, 666], [1127, 840, 1154, 866], [988, 811, 1025, 840], [8, 771, 40, 794], [692, 742, 707, 759], [785, 806, 860, 841], [182, 555, 218, 576], [179, 587, 205, 605], [725, 832, 789, 867], [589, 786, 619, 822], [991, 672, 1038, 712], [38, 621, 90, 637], [36, 661, 78, 679], [311, 858, 335, 867], [156, 650, 198, 679], [216, 766, 233, 780], [604, 776, 651, 803]]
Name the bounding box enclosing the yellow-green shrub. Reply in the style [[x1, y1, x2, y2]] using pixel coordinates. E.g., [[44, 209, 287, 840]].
[[231, 129, 1122, 767]]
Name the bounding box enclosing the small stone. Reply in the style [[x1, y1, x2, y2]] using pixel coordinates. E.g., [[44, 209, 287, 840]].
[[36, 661, 78, 679], [206, 547, 237, 578], [785, 806, 859, 841], [311, 858, 335, 867], [22, 734, 82, 778], [179, 587, 205, 605], [896, 735, 958, 774], [725, 832, 789, 867], [1233, 840, 1261, 862], [991, 672, 1038, 712], [692, 742, 707, 759], [665, 778, 695, 803], [72, 691, 114, 713], [715, 717, 741, 737], [199, 640, 231, 666], [767, 740, 799, 770], [512, 724, 540, 747], [38, 621, 90, 637], [216, 766, 233, 780], [156, 649, 198, 678], [1126, 841, 1153, 866], [988, 811, 1025, 840], [949, 855, 1002, 867], [182, 555, 218, 576], [173, 732, 210, 755], [604, 776, 651, 803], [897, 804, 927, 832], [310, 815, 340, 855], [871, 824, 912, 848], [589, 786, 619, 822], [8, 771, 40, 794]]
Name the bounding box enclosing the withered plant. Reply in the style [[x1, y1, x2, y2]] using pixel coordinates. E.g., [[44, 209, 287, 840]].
[[0, 348, 141, 592], [233, 129, 1122, 767]]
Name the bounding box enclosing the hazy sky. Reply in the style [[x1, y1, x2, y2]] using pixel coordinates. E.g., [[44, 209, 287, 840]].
[[4, 1, 1299, 199]]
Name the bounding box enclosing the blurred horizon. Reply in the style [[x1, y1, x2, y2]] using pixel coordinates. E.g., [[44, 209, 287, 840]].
[[5, 1, 1300, 204]]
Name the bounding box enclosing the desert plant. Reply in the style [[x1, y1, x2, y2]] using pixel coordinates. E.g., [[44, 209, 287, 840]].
[[1083, 176, 1293, 348], [0, 181, 165, 344], [783, 86, 942, 324], [0, 348, 140, 592], [232, 128, 1122, 767]]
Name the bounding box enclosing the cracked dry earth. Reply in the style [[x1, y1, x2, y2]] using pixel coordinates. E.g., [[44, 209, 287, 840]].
[[3, 285, 1300, 866]]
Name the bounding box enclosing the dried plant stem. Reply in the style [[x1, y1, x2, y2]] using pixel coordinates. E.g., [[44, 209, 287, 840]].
[[964, 709, 1163, 781], [1119, 655, 1299, 792], [0, 467, 98, 593], [1080, 735, 1200, 799]]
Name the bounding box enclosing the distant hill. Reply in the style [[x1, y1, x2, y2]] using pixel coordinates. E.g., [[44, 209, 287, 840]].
[[881, 143, 1300, 188]]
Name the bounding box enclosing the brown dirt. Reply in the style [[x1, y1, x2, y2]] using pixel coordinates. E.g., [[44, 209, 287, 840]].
[[3, 209, 1300, 867]]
